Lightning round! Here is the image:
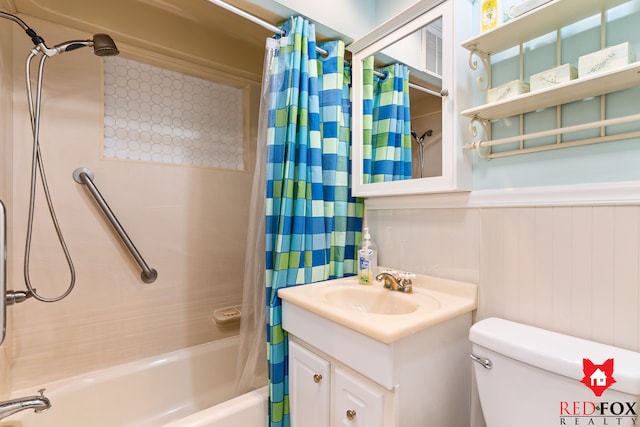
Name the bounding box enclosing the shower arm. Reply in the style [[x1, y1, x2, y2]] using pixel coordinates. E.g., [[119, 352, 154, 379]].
[[1, 10, 119, 57]]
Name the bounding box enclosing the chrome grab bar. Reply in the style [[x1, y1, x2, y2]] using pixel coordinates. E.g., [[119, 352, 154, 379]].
[[1, 201, 35, 341], [73, 168, 157, 283], [0, 200, 6, 345]]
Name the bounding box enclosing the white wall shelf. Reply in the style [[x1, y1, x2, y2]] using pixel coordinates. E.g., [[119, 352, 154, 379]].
[[461, 62, 640, 120], [461, 0, 628, 55], [461, 0, 640, 159]]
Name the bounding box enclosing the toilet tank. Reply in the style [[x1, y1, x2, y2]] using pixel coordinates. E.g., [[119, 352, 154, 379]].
[[470, 318, 640, 427]]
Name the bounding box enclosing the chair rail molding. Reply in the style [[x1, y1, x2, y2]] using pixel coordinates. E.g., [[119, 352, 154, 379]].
[[365, 181, 640, 210]]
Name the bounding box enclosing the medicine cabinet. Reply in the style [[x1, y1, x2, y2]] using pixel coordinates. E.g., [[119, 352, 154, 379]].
[[348, 0, 473, 197]]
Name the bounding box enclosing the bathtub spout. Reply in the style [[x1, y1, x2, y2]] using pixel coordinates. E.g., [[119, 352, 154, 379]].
[[0, 389, 51, 420]]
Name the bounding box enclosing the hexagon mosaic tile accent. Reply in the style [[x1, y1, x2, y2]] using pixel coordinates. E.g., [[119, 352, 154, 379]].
[[103, 56, 245, 169]]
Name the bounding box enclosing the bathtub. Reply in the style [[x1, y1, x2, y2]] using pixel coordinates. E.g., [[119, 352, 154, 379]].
[[0, 336, 268, 426]]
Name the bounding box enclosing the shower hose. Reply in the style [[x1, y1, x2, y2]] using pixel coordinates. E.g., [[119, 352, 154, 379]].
[[23, 50, 76, 303]]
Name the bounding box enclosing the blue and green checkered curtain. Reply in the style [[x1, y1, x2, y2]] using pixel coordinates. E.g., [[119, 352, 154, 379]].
[[265, 16, 363, 427], [362, 59, 412, 183]]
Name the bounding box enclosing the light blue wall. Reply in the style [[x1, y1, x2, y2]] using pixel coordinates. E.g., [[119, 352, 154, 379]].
[[471, 0, 640, 190]]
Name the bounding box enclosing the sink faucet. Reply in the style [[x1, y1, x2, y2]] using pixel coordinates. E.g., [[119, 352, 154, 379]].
[[0, 389, 51, 420], [375, 271, 413, 293]]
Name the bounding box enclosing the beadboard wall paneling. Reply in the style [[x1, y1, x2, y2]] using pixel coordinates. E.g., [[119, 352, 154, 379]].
[[369, 205, 640, 351], [612, 207, 640, 349], [366, 208, 481, 285], [478, 206, 640, 350]]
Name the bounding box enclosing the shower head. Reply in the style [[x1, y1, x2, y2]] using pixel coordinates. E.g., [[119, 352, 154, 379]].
[[49, 34, 119, 57], [92, 34, 119, 57]]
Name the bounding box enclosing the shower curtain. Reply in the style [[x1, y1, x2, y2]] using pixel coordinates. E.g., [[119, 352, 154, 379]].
[[362, 58, 412, 183], [264, 17, 363, 427], [235, 38, 278, 395], [235, 15, 413, 427]]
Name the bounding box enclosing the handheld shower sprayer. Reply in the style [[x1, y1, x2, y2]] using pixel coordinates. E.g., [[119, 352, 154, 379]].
[[45, 34, 119, 57], [91, 34, 120, 56], [1, 10, 119, 303]]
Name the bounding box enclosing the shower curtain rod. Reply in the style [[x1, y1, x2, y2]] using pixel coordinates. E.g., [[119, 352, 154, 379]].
[[205, 0, 330, 55], [205, 0, 444, 98]]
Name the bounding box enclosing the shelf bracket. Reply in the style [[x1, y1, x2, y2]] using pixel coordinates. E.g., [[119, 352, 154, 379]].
[[468, 49, 491, 92], [467, 116, 492, 159]]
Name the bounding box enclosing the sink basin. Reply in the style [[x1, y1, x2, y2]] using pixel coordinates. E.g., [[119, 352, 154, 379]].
[[321, 284, 434, 314], [278, 271, 477, 343]]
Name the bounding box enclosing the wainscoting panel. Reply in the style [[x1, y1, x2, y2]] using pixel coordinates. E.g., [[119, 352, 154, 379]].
[[368, 204, 640, 350], [478, 206, 640, 352]]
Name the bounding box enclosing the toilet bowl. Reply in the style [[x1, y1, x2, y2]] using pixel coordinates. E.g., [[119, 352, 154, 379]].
[[470, 317, 640, 427]]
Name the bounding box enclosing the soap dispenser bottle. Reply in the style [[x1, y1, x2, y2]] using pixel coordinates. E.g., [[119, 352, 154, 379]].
[[358, 227, 378, 285]]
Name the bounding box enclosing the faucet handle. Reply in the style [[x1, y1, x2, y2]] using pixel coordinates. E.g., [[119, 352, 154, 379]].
[[398, 272, 415, 293], [399, 272, 415, 283]]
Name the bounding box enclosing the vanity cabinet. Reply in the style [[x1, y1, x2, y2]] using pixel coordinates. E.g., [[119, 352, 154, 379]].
[[289, 339, 391, 427], [280, 274, 478, 425], [283, 300, 473, 426]]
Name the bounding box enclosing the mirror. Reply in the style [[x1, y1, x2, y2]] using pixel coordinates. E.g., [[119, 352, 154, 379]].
[[408, 17, 443, 180], [350, 0, 470, 197]]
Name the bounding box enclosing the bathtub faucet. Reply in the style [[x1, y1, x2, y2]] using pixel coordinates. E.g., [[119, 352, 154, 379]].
[[0, 388, 51, 420]]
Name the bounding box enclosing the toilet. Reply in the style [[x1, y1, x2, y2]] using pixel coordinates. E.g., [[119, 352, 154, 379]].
[[470, 317, 640, 427]]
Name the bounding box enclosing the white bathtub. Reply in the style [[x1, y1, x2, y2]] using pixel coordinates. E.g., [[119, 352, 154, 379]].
[[0, 336, 268, 427]]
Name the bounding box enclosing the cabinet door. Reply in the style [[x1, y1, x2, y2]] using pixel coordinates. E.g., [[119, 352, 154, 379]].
[[289, 340, 331, 427], [333, 367, 385, 427]]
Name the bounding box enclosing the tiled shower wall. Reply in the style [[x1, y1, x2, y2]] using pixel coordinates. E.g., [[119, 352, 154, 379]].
[[2, 18, 257, 391], [103, 56, 246, 169]]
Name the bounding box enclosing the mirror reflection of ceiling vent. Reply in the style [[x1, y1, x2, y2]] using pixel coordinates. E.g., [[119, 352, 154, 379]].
[[423, 18, 443, 77]]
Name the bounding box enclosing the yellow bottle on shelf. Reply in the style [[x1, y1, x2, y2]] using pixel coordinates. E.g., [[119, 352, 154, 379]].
[[481, 0, 499, 32]]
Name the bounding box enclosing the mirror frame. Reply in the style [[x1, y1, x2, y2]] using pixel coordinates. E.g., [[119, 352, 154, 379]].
[[348, 0, 471, 197]]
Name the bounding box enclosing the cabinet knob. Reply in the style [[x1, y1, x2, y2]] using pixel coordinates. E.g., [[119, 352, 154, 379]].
[[346, 409, 356, 421], [313, 374, 322, 383]]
